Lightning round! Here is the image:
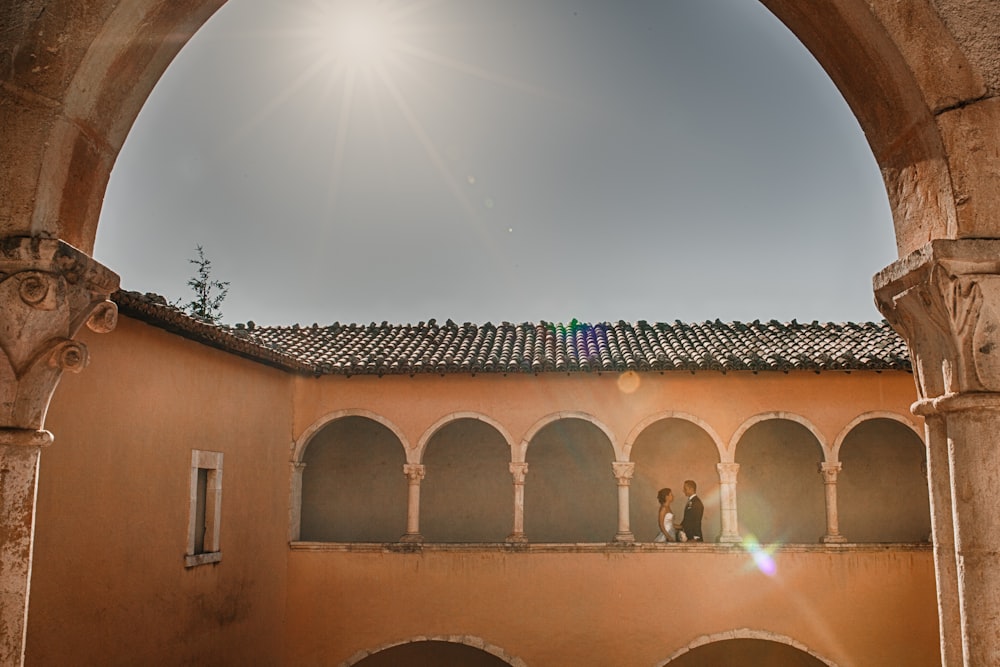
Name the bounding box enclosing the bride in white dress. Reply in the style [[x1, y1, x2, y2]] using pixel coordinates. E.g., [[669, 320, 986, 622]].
[[654, 487, 677, 542]]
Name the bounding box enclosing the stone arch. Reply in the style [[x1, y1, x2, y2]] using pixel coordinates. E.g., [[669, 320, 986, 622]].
[[521, 411, 617, 460], [626, 412, 724, 542], [836, 415, 930, 543], [523, 414, 618, 542], [831, 410, 922, 462], [418, 414, 515, 542], [733, 413, 827, 543], [296, 413, 408, 542], [759, 1, 978, 254], [343, 635, 523, 667], [415, 411, 516, 462], [5, 1, 983, 257], [658, 628, 835, 667], [293, 409, 411, 464], [624, 411, 726, 461], [730, 412, 829, 458]]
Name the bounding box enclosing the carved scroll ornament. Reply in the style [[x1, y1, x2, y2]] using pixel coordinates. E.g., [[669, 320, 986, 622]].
[[0, 237, 119, 432]]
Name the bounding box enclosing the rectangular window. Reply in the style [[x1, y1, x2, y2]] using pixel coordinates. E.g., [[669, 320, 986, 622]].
[[186, 450, 223, 567]]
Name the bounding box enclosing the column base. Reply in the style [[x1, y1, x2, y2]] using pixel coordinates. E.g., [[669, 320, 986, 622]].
[[505, 533, 528, 545], [399, 533, 424, 544], [821, 534, 848, 544], [614, 531, 635, 543], [718, 534, 743, 544]]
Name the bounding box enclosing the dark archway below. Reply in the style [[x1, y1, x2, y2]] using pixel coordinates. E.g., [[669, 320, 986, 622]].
[[354, 641, 511, 667], [668, 638, 827, 666]]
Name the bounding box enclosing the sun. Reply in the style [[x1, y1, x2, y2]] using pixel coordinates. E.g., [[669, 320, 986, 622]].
[[313, 3, 399, 74]]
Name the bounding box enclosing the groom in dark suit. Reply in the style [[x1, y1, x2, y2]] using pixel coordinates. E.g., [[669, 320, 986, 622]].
[[677, 479, 704, 541]]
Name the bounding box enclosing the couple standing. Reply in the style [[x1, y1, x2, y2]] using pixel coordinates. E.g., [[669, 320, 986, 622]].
[[654, 480, 703, 542]]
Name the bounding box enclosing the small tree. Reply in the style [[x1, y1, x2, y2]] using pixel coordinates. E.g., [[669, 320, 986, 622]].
[[182, 245, 229, 323]]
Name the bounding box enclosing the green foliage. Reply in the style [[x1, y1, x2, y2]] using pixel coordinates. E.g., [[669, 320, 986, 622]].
[[181, 245, 229, 323]]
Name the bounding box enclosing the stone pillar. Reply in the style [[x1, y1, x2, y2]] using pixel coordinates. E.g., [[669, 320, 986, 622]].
[[912, 409, 963, 667], [0, 236, 118, 666], [875, 239, 1000, 667], [400, 463, 425, 543], [611, 462, 635, 542], [288, 461, 306, 542], [818, 462, 847, 544], [716, 462, 741, 543], [506, 462, 528, 544]]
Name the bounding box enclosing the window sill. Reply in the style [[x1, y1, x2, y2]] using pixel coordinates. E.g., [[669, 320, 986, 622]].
[[185, 551, 222, 568]]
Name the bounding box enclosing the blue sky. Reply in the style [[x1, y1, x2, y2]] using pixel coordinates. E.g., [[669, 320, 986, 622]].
[[96, 0, 896, 326]]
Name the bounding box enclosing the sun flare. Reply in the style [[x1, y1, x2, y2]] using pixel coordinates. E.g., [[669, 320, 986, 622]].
[[315, 4, 399, 73]]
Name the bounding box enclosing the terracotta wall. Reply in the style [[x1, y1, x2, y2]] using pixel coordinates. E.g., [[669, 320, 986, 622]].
[[286, 545, 939, 667], [293, 368, 924, 546], [27, 318, 294, 666], [22, 314, 932, 665]]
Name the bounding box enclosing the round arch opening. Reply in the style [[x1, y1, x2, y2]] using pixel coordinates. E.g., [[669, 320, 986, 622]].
[[351, 640, 513, 667], [665, 638, 829, 666]]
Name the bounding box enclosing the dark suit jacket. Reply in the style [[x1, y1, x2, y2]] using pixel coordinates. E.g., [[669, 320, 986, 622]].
[[681, 494, 704, 541]]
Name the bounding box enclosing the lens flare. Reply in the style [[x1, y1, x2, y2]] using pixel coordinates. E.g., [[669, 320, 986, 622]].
[[617, 370, 641, 394], [741, 534, 777, 576]]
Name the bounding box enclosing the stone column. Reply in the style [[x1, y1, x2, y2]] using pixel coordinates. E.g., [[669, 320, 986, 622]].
[[818, 462, 847, 544], [611, 462, 635, 542], [875, 239, 1000, 667], [400, 463, 425, 543], [506, 462, 528, 544], [912, 409, 962, 667], [288, 461, 306, 542], [716, 462, 741, 543], [0, 237, 118, 666]]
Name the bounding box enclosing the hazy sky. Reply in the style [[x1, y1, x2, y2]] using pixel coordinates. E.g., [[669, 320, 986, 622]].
[[96, 0, 896, 327]]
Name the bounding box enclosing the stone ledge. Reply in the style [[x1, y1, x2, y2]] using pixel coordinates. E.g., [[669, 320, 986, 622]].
[[289, 541, 931, 554], [184, 551, 222, 567]]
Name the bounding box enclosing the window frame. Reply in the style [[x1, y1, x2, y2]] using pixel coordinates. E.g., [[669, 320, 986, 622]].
[[185, 449, 223, 567]]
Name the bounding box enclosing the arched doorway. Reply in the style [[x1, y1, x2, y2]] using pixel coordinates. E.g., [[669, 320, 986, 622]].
[[420, 417, 512, 542], [524, 417, 617, 542], [838, 418, 930, 543], [629, 417, 721, 542], [299, 415, 407, 542], [666, 638, 828, 666], [734, 417, 825, 544], [352, 640, 513, 667]]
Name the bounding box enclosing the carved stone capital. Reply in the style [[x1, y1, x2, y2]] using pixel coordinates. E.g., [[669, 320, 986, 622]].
[[717, 462, 740, 485], [509, 461, 528, 484], [403, 463, 425, 483], [875, 239, 1000, 399], [0, 237, 119, 431], [611, 461, 635, 485], [819, 461, 842, 484]]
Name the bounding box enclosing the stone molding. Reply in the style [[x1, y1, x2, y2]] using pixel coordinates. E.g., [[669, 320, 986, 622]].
[[508, 461, 528, 484], [611, 461, 635, 485], [818, 461, 842, 484], [403, 463, 426, 483], [0, 236, 119, 431], [875, 238, 1000, 400]]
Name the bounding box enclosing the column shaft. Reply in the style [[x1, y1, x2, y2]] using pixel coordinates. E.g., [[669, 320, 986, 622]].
[[401, 464, 425, 543], [507, 462, 528, 543], [717, 463, 740, 543], [941, 399, 1000, 666], [919, 412, 962, 667], [819, 462, 846, 543], [0, 431, 47, 667]]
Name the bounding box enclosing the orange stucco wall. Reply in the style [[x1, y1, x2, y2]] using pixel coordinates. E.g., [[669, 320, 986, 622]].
[[292, 368, 920, 459], [27, 317, 295, 665], [286, 545, 938, 667], [25, 315, 936, 665]]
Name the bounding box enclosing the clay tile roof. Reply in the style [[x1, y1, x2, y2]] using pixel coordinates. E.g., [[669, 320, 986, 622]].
[[112, 291, 912, 376]]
